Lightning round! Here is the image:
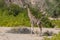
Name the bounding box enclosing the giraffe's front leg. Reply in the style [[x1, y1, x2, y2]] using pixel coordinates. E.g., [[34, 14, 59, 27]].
[[30, 21, 34, 34]]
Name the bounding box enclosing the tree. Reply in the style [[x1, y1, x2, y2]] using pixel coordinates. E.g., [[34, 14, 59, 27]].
[[45, 0, 60, 18]]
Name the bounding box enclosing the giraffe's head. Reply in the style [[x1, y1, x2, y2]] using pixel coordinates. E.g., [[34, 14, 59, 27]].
[[21, 0, 31, 8]]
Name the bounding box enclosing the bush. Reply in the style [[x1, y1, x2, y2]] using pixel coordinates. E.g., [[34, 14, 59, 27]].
[[8, 4, 22, 16], [51, 20, 60, 28], [41, 17, 54, 28]]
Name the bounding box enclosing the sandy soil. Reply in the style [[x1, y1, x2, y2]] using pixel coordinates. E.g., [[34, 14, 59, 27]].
[[0, 33, 44, 40], [0, 27, 60, 40]]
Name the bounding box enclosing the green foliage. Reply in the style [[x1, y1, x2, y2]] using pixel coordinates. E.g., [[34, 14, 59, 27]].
[[51, 20, 60, 28], [0, 0, 5, 8], [0, 9, 30, 27], [51, 4, 60, 18], [46, 0, 60, 18], [8, 4, 23, 16], [44, 33, 60, 40], [41, 17, 54, 28]]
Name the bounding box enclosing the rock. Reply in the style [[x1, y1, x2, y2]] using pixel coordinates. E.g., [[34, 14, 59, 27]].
[[42, 30, 53, 36]]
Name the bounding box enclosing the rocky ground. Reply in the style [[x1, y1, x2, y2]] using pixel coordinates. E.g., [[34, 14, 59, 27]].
[[0, 27, 60, 40]]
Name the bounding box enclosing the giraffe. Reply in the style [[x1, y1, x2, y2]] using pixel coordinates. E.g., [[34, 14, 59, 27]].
[[26, 5, 42, 36]]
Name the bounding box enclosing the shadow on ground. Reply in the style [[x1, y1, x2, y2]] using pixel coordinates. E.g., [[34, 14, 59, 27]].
[[6, 27, 55, 36], [6, 28, 34, 34]]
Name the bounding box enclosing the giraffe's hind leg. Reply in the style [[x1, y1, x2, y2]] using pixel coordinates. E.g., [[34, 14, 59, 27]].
[[38, 25, 42, 36], [37, 22, 42, 36], [39, 25, 42, 36]]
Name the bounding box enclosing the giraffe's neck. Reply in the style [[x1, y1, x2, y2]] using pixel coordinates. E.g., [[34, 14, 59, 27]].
[[27, 7, 39, 23], [27, 7, 34, 19]]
